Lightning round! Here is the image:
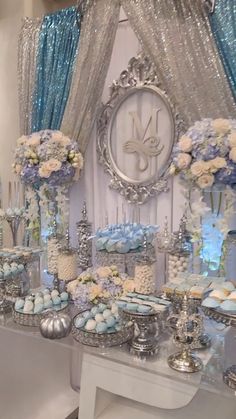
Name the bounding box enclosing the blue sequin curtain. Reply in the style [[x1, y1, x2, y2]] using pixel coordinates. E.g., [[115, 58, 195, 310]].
[[209, 0, 236, 99], [31, 7, 80, 132]]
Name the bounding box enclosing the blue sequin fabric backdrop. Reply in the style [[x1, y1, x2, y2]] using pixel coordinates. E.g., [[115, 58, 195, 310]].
[[210, 0, 236, 99], [31, 7, 80, 132]]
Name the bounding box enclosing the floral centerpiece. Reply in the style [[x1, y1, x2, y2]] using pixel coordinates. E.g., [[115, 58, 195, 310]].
[[170, 118, 236, 275], [13, 130, 83, 187], [13, 130, 83, 241], [67, 265, 135, 308], [170, 118, 236, 188]]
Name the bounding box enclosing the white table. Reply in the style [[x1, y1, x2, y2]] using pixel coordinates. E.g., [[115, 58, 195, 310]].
[[78, 328, 236, 419]]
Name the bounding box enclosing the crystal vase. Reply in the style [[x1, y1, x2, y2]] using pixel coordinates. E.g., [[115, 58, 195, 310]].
[[189, 186, 230, 277]]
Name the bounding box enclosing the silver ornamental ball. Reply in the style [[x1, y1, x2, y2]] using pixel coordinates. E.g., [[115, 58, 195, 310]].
[[39, 311, 72, 339]]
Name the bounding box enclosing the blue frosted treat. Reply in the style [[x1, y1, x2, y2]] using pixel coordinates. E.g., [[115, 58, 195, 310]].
[[103, 309, 112, 319], [44, 300, 53, 309], [126, 292, 138, 298], [106, 316, 116, 328], [98, 303, 107, 312], [116, 300, 127, 308], [202, 297, 219, 308], [34, 303, 44, 314], [75, 316, 86, 329], [4, 270, 11, 279], [15, 298, 25, 311], [83, 310, 93, 320], [61, 301, 68, 309], [220, 300, 236, 312], [35, 297, 44, 305], [137, 305, 152, 313], [18, 264, 25, 272], [126, 303, 138, 311], [60, 292, 69, 302], [43, 288, 50, 295], [107, 327, 116, 333], [96, 322, 108, 333], [135, 294, 147, 300], [91, 306, 100, 316], [115, 324, 122, 332], [35, 292, 43, 299], [52, 296, 61, 305]]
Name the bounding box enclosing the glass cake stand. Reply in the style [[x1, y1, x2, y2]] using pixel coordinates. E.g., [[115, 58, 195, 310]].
[[203, 306, 236, 389]]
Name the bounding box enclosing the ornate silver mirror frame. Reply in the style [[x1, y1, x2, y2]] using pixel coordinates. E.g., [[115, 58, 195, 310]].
[[97, 54, 184, 204]]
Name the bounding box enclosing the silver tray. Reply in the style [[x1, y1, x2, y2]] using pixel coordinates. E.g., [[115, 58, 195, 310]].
[[72, 314, 134, 347], [202, 306, 236, 327], [13, 303, 69, 327]]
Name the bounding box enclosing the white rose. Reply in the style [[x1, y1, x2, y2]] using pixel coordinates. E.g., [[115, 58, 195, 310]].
[[51, 131, 63, 141], [27, 135, 41, 147], [229, 132, 236, 148], [14, 164, 22, 175], [210, 157, 227, 171], [212, 118, 230, 135], [44, 158, 62, 172], [196, 174, 214, 189], [38, 165, 51, 178], [96, 266, 113, 278], [17, 135, 28, 146], [176, 153, 191, 169], [190, 161, 206, 177], [229, 147, 236, 163], [169, 163, 176, 175], [178, 136, 192, 153]]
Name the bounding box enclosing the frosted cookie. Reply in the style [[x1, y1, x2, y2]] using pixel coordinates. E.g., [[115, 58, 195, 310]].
[[202, 297, 220, 308], [220, 300, 236, 312], [209, 289, 227, 301]]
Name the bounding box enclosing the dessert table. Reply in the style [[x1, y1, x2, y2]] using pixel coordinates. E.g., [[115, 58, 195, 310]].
[[0, 310, 235, 419]]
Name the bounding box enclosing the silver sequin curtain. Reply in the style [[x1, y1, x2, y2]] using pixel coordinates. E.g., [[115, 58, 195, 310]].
[[18, 17, 42, 135], [61, 0, 120, 153], [122, 0, 236, 125]]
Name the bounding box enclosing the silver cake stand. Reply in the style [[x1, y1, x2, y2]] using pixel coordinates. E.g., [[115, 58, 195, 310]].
[[203, 306, 236, 389], [119, 308, 162, 357]]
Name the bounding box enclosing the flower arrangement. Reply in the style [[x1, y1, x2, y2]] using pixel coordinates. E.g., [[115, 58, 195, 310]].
[[170, 118, 236, 189], [13, 130, 84, 242], [13, 130, 83, 187], [67, 265, 135, 307]]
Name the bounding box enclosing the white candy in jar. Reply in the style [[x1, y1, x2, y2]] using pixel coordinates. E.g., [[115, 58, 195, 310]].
[[134, 262, 156, 295], [47, 237, 61, 275], [58, 249, 78, 281], [167, 253, 189, 279]]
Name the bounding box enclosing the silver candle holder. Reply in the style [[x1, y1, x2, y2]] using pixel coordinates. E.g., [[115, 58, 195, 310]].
[[168, 294, 203, 373], [76, 202, 92, 271]]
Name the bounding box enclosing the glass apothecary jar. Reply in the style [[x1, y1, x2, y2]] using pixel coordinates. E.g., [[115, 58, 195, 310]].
[[134, 254, 156, 295]]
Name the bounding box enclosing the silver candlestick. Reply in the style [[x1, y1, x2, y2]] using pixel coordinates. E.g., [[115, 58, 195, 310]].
[[168, 294, 203, 373], [77, 202, 92, 271]]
